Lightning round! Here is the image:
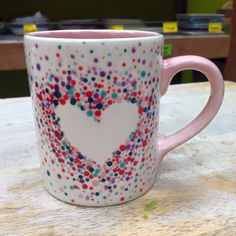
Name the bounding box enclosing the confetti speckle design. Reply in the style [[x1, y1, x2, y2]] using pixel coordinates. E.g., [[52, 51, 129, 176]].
[[25, 33, 163, 206]]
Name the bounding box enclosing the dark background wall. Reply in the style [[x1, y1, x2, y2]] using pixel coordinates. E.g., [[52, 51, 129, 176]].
[[0, 0, 175, 21], [0, 0, 176, 98]]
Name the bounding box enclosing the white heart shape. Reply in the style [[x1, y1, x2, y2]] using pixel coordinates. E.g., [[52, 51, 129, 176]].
[[55, 101, 139, 165]]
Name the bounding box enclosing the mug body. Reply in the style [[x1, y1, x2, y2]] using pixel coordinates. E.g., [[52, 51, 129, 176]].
[[24, 30, 164, 206]]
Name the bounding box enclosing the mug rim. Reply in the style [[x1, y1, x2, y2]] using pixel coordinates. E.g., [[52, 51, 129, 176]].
[[24, 29, 163, 42]]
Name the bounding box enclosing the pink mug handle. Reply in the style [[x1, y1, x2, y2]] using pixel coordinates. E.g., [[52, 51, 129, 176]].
[[158, 55, 224, 163]]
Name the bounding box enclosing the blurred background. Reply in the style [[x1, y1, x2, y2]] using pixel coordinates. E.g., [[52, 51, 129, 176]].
[[0, 0, 234, 97]]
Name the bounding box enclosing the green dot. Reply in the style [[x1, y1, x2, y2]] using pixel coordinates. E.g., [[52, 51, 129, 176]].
[[58, 45, 62, 50], [111, 92, 118, 99], [124, 48, 127, 53], [90, 50, 94, 53], [89, 167, 94, 172], [103, 196, 107, 199], [120, 162, 125, 168], [123, 88, 128, 93], [115, 192, 119, 195], [107, 53, 112, 57], [83, 78, 88, 83], [106, 75, 111, 80], [86, 110, 93, 117], [91, 77, 96, 81], [70, 98, 76, 105], [141, 70, 146, 78], [95, 192, 99, 196], [100, 90, 107, 97]]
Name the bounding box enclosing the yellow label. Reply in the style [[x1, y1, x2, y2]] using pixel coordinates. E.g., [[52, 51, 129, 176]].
[[110, 25, 124, 30], [208, 22, 222, 33], [163, 22, 178, 33], [23, 24, 38, 33]]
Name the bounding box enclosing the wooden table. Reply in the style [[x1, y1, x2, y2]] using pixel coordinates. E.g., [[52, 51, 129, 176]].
[[0, 34, 230, 71], [0, 82, 235, 235]]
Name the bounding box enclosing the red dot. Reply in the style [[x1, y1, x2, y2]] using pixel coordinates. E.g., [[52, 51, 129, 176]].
[[59, 99, 65, 105], [78, 66, 83, 71], [122, 63, 126, 67], [95, 110, 101, 117], [71, 80, 76, 86], [133, 161, 138, 166], [119, 145, 126, 151], [75, 92, 80, 98], [84, 171, 89, 176], [119, 169, 124, 175], [82, 184, 88, 189], [138, 107, 143, 115], [142, 140, 147, 147], [62, 70, 66, 75], [108, 100, 113, 105], [56, 53, 60, 58], [120, 197, 125, 201], [86, 91, 93, 97]]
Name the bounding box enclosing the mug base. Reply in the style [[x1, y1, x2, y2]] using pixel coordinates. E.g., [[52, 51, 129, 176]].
[[44, 182, 154, 207]]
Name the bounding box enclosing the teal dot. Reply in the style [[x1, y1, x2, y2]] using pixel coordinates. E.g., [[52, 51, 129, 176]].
[[70, 98, 76, 105], [103, 196, 107, 199], [123, 88, 128, 93], [68, 89, 74, 95], [100, 90, 107, 97], [124, 70, 129, 75], [86, 110, 93, 117], [141, 70, 146, 78], [70, 185, 74, 190], [107, 161, 113, 167], [120, 162, 125, 168], [107, 52, 112, 57], [111, 92, 118, 99], [115, 192, 119, 196], [131, 97, 136, 103], [134, 178, 138, 183]]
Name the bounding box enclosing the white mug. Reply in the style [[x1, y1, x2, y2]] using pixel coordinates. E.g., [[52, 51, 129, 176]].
[[24, 30, 224, 206]]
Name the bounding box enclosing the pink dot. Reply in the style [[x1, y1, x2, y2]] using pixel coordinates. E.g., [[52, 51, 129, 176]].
[[92, 180, 99, 187]]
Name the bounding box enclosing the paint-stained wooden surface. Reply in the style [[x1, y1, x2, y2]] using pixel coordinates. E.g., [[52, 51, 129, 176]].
[[0, 82, 235, 236]]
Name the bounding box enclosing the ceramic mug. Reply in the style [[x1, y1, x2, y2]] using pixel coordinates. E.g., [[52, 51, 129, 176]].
[[24, 30, 224, 206]]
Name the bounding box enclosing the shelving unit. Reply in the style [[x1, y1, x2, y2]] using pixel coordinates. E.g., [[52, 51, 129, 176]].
[[0, 34, 230, 71]]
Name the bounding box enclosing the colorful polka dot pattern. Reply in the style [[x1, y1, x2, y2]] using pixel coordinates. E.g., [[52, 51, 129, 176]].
[[25, 37, 163, 206]]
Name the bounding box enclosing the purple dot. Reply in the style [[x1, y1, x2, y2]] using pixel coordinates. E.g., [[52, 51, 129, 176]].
[[35, 44, 38, 48], [107, 61, 112, 67], [132, 47, 136, 53], [93, 93, 99, 99], [36, 63, 41, 71], [44, 55, 49, 60], [94, 58, 98, 63], [70, 54, 75, 59], [100, 71, 106, 77], [142, 60, 146, 65]]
